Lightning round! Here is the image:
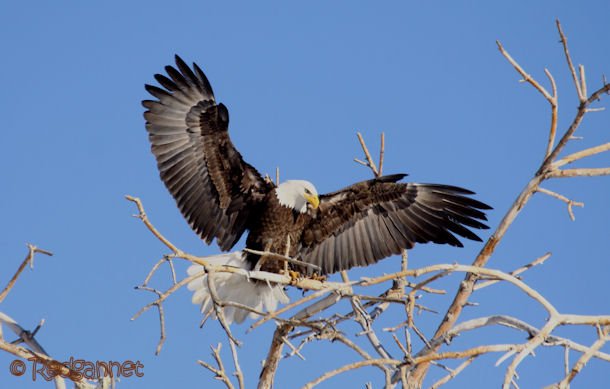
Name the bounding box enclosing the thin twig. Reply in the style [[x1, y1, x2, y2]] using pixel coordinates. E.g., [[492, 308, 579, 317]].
[[536, 188, 584, 221], [126, 195, 181, 253], [541, 83, 610, 172], [341, 271, 393, 360], [228, 339, 245, 389], [429, 357, 476, 389], [276, 167, 280, 186], [379, 132, 385, 176], [198, 343, 235, 389], [544, 68, 558, 157], [474, 252, 551, 290], [206, 270, 241, 346], [496, 41, 553, 102], [556, 20, 584, 102], [556, 328, 610, 387], [301, 358, 401, 389], [0, 244, 53, 304], [356, 132, 380, 177]]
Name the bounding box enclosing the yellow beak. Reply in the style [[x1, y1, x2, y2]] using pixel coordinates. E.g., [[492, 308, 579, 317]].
[[304, 193, 320, 209]]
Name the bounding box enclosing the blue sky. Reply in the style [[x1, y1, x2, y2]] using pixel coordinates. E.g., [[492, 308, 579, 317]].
[[1, 1, 609, 388]]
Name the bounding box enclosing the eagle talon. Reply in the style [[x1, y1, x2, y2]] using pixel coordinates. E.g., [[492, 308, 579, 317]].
[[288, 270, 301, 283], [310, 273, 327, 282]]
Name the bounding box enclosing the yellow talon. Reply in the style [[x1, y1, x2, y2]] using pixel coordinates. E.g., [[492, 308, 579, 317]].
[[288, 270, 301, 282]]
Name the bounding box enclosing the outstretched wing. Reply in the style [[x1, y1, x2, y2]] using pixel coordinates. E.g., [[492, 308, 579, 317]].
[[299, 174, 491, 274], [143, 55, 272, 250]]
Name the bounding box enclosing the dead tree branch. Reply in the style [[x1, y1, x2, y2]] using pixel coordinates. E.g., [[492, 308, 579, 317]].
[[407, 20, 610, 387], [0, 244, 53, 304]]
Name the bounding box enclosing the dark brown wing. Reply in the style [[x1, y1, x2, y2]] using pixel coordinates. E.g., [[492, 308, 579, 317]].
[[298, 174, 491, 274], [143, 55, 272, 250]]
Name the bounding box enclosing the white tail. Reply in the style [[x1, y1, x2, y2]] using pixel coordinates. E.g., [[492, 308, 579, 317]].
[[186, 251, 289, 324]]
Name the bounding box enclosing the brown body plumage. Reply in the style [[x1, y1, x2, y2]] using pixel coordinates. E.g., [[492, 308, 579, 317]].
[[245, 192, 310, 273]]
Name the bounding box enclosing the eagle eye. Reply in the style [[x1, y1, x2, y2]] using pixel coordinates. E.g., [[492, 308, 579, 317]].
[[304, 188, 311, 195]]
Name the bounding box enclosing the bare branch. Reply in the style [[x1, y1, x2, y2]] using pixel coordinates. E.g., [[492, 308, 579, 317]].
[[429, 357, 476, 389], [547, 167, 610, 178], [556, 20, 584, 102], [541, 82, 610, 171], [536, 188, 584, 221], [198, 343, 235, 389], [276, 166, 280, 186], [378, 132, 385, 176], [341, 271, 393, 360], [544, 68, 558, 157], [206, 270, 242, 346], [126, 195, 181, 253], [301, 358, 401, 389], [244, 248, 321, 272], [556, 327, 610, 387], [475, 252, 551, 290], [228, 339, 244, 389], [0, 244, 53, 304], [356, 132, 380, 177], [496, 41, 554, 102], [552, 142, 610, 168], [250, 282, 350, 331], [258, 323, 293, 389]]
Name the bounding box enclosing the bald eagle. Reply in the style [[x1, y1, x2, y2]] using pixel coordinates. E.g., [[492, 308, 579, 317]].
[[143, 56, 491, 323]]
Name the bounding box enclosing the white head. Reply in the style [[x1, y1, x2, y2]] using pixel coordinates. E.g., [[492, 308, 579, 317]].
[[275, 180, 320, 213]]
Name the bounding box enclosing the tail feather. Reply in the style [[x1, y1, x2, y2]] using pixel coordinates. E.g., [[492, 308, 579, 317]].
[[186, 251, 289, 324]]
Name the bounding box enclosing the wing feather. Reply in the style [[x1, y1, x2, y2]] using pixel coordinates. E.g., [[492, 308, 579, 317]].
[[355, 219, 374, 264], [299, 176, 491, 274], [363, 213, 384, 260], [154, 74, 180, 92], [143, 55, 272, 250]]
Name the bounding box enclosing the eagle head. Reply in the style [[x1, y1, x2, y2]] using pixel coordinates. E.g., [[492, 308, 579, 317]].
[[275, 180, 320, 213]]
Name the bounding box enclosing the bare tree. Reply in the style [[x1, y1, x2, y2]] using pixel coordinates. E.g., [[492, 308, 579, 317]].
[[129, 21, 610, 388], [3, 21, 608, 389]]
